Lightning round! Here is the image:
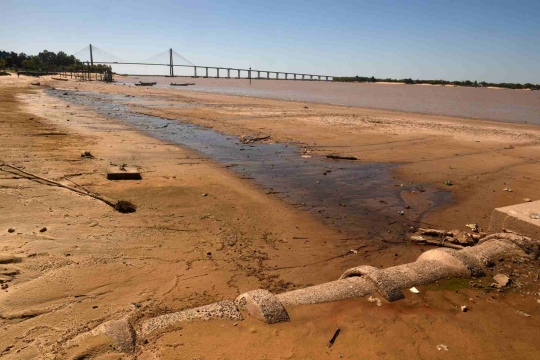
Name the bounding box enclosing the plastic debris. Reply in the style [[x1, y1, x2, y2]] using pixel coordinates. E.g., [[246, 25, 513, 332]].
[[465, 223, 479, 232], [461, 306, 468, 312], [409, 287, 420, 294], [531, 213, 540, 220], [517, 310, 531, 317], [436, 344, 449, 351]]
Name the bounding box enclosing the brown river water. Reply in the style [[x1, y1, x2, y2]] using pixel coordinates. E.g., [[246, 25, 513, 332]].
[[118, 76, 540, 125]]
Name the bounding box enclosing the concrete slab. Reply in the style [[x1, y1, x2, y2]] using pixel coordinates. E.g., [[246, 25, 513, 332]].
[[489, 200, 540, 239], [106, 166, 142, 180]]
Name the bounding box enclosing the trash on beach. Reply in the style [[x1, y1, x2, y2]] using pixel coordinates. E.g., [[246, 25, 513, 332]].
[[465, 223, 479, 232], [409, 287, 420, 294], [107, 165, 142, 180], [326, 154, 358, 161], [436, 344, 449, 351], [328, 327, 341, 348], [516, 310, 531, 317], [398, 210, 405, 216], [503, 187, 513, 192], [530, 213, 540, 219], [81, 150, 94, 158], [461, 306, 468, 312], [239, 135, 271, 144], [301, 155, 312, 158], [523, 198, 532, 202], [443, 180, 453, 186], [368, 296, 382, 307]]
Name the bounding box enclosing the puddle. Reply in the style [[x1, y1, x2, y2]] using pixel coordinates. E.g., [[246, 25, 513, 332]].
[[48, 89, 452, 241]]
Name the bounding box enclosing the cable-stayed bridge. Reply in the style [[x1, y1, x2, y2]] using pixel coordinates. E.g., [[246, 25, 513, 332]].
[[73, 44, 333, 81]]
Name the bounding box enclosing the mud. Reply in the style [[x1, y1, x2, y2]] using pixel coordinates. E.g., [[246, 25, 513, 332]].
[[48, 89, 451, 240]]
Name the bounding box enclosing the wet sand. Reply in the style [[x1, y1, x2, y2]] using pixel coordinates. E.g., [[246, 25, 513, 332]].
[[1, 75, 539, 359]]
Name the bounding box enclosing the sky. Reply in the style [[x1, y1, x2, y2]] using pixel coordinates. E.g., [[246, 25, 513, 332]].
[[2, 0, 540, 83]]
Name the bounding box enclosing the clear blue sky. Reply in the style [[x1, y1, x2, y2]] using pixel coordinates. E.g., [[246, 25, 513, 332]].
[[2, 0, 540, 83]]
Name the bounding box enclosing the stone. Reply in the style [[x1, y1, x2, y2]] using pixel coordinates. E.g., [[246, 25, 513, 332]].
[[461, 305, 468, 312], [236, 289, 290, 324], [493, 273, 511, 288], [7, 228, 15, 233]]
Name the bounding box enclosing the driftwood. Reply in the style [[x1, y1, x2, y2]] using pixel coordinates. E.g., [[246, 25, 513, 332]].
[[0, 162, 136, 213], [409, 235, 464, 250], [326, 155, 358, 161]]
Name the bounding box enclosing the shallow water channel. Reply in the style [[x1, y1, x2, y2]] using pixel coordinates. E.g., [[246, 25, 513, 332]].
[[48, 89, 451, 241]]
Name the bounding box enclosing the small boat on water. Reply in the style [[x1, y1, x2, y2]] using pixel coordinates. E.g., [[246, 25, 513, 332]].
[[135, 81, 157, 86], [170, 82, 195, 86]]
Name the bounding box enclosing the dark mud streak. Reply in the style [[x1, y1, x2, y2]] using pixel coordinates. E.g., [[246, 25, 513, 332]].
[[47, 89, 451, 240]]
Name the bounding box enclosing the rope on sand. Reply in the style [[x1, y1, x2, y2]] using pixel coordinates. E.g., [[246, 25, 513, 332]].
[[0, 162, 136, 213]]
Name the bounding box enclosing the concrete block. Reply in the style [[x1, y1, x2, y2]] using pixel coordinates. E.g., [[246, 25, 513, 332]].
[[489, 200, 540, 240], [106, 166, 142, 180]]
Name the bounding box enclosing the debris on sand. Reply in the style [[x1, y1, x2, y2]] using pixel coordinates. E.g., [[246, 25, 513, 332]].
[[115, 200, 137, 214], [0, 162, 137, 213], [327, 327, 341, 348], [31, 82, 40, 86], [437, 344, 449, 351], [409, 227, 484, 248], [516, 310, 531, 317], [443, 180, 453, 186], [239, 135, 271, 144], [409, 287, 420, 294], [81, 150, 94, 158], [368, 296, 382, 307], [493, 274, 511, 288], [326, 154, 358, 161], [107, 165, 142, 180], [524, 198, 532, 202], [461, 306, 468, 312], [465, 223, 479, 232]]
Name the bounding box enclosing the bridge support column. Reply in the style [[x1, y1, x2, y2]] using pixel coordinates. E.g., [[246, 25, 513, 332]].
[[227, 69, 230, 78], [194, 67, 197, 77], [257, 71, 260, 79], [238, 69, 241, 78], [217, 68, 219, 78], [285, 73, 288, 80], [205, 67, 208, 78], [302, 74, 305, 80], [294, 74, 297, 80], [310, 75, 313, 80], [267, 72, 270, 79]]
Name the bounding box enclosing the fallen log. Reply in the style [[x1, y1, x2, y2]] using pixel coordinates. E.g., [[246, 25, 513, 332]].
[[0, 162, 136, 213]]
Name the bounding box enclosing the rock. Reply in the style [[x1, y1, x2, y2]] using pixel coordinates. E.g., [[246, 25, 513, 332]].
[[39, 227, 47, 233], [235, 289, 290, 324], [493, 274, 511, 288], [436, 344, 449, 351], [7, 228, 15, 233], [409, 287, 420, 294], [67, 318, 136, 355], [461, 305, 468, 312], [524, 198, 532, 202]]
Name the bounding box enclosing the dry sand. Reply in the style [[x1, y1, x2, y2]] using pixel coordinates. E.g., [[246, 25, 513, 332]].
[[0, 75, 539, 359]]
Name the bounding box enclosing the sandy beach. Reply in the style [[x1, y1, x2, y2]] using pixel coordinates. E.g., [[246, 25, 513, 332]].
[[1, 75, 539, 359]]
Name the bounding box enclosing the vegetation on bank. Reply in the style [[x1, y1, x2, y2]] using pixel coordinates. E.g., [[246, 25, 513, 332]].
[[0, 49, 110, 73], [333, 76, 540, 90]]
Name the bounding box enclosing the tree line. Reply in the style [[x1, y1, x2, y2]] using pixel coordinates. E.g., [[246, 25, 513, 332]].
[[0, 49, 110, 73], [333, 75, 540, 90]]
